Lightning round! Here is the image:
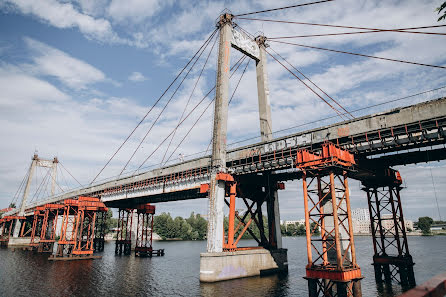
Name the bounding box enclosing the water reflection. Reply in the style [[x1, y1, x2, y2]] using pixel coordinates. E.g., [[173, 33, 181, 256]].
[[0, 237, 444, 297]]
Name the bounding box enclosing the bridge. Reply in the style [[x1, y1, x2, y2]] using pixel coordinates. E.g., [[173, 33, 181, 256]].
[[1, 10, 446, 297]]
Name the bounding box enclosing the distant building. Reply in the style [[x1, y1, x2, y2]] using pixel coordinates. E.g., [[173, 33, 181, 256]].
[[380, 214, 413, 233], [352, 219, 371, 234], [351, 208, 370, 222]]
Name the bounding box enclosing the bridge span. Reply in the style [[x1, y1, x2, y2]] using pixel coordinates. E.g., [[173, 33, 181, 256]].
[[8, 96, 445, 212]]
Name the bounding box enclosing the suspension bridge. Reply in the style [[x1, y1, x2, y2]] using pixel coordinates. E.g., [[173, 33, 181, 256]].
[[1, 3, 446, 297]]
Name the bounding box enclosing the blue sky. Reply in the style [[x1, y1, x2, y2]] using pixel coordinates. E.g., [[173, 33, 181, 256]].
[[0, 0, 445, 221]]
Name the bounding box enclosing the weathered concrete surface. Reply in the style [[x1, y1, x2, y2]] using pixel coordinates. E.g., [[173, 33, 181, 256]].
[[199, 248, 288, 282], [8, 237, 33, 246]]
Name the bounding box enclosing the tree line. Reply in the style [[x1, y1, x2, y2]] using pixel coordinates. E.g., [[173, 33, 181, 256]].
[[152, 212, 319, 240]]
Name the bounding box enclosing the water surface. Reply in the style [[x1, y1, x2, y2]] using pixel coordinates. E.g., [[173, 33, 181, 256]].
[[0, 236, 445, 296]]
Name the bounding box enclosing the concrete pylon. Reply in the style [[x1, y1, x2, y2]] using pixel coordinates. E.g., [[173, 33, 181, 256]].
[[206, 13, 232, 253], [256, 36, 282, 249], [12, 154, 38, 237], [50, 157, 58, 196], [12, 154, 59, 239]]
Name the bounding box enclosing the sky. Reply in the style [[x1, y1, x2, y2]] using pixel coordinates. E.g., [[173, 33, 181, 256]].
[[0, 0, 445, 221]]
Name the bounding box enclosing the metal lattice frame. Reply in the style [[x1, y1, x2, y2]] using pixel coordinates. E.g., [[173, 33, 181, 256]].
[[135, 204, 155, 257], [302, 170, 362, 297], [222, 175, 270, 251], [30, 208, 45, 248], [38, 204, 64, 253], [115, 208, 133, 255], [56, 200, 79, 257], [366, 185, 415, 288], [94, 211, 107, 252], [72, 208, 96, 255]]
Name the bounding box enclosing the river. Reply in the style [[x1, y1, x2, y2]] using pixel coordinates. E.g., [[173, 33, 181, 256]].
[[0, 236, 445, 296]]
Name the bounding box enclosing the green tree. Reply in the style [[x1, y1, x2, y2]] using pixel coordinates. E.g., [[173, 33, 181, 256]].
[[186, 212, 207, 240], [418, 216, 434, 235], [154, 212, 175, 240], [310, 222, 320, 236], [437, 1, 446, 21], [9, 203, 16, 208], [104, 209, 116, 234]]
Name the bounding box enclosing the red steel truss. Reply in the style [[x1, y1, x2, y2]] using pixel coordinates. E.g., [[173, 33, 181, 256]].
[[115, 208, 134, 255], [217, 173, 270, 252], [38, 204, 64, 253], [299, 143, 362, 297], [364, 169, 416, 289], [51, 196, 107, 260], [0, 216, 24, 247], [135, 203, 163, 257], [71, 197, 108, 257], [30, 206, 45, 248], [56, 199, 79, 257]]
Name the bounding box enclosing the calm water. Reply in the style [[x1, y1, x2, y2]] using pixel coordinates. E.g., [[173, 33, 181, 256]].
[[0, 236, 445, 297]]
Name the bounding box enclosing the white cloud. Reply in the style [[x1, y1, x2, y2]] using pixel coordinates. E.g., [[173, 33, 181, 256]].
[[4, 0, 125, 44], [128, 71, 148, 82], [24, 37, 106, 89], [107, 0, 168, 23]]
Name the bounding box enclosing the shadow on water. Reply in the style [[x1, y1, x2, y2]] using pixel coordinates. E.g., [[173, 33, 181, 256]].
[[0, 236, 445, 297]]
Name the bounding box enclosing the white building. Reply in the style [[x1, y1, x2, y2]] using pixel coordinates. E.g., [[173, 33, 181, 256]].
[[351, 208, 370, 222]]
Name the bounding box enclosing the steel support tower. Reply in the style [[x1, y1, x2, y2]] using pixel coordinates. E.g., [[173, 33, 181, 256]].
[[115, 208, 134, 255], [298, 143, 362, 297], [37, 204, 64, 253], [363, 169, 416, 289]]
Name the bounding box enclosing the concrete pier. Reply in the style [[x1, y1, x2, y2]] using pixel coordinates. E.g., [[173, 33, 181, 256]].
[[200, 248, 288, 282]]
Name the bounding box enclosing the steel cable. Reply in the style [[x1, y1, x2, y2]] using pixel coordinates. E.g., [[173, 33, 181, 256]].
[[90, 28, 218, 184], [119, 30, 218, 176], [268, 46, 354, 119], [161, 32, 219, 165], [269, 40, 446, 70], [235, 1, 335, 17]]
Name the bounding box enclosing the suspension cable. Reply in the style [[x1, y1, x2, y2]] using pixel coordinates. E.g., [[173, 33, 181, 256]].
[[90, 28, 218, 185], [269, 40, 446, 70], [31, 167, 51, 202], [59, 161, 83, 187], [10, 163, 31, 207], [119, 30, 218, 176], [161, 32, 219, 165], [165, 58, 251, 165], [235, 17, 446, 32], [268, 46, 354, 119], [266, 49, 347, 119], [268, 29, 446, 39], [235, 1, 335, 17], [135, 55, 249, 173]]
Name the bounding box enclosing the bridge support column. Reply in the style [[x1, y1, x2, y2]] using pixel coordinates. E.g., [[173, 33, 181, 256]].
[[201, 173, 287, 282], [56, 200, 78, 257], [115, 208, 134, 255], [30, 207, 45, 249], [363, 170, 415, 290], [50, 197, 107, 260], [37, 204, 64, 253], [93, 210, 107, 252], [302, 171, 362, 297], [134, 203, 164, 257], [206, 12, 232, 254]]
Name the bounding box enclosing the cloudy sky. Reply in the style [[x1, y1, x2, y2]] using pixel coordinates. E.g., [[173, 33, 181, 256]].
[[0, 0, 445, 221]]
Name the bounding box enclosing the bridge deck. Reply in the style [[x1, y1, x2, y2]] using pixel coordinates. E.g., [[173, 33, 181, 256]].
[[6, 97, 446, 215]]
